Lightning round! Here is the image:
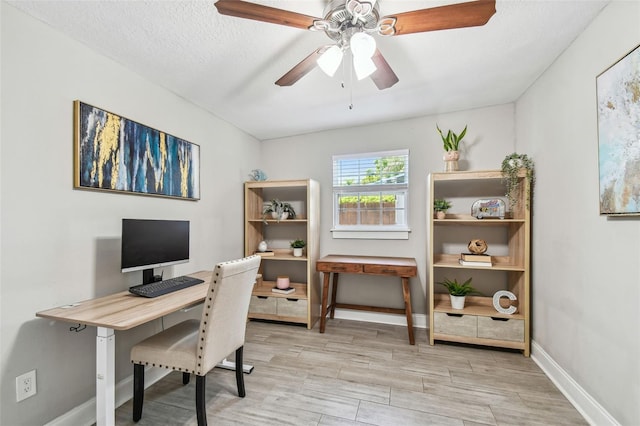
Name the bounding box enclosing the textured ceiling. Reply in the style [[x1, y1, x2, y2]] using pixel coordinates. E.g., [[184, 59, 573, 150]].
[[9, 0, 609, 140]]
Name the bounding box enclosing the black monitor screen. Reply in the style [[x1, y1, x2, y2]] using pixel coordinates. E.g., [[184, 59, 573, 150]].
[[121, 219, 190, 280]]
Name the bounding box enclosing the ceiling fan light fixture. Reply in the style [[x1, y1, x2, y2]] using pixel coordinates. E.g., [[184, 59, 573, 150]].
[[350, 32, 377, 80], [317, 45, 343, 77]]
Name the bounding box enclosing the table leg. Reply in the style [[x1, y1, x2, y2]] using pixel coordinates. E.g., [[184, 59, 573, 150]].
[[320, 272, 331, 333], [96, 327, 115, 426], [330, 273, 339, 319], [401, 277, 415, 345]]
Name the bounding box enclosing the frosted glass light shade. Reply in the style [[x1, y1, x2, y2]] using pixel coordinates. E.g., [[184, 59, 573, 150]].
[[353, 56, 377, 80], [317, 46, 343, 77], [350, 32, 376, 59]]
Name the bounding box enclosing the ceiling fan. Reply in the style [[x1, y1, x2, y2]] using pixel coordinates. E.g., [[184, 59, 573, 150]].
[[214, 0, 496, 90]]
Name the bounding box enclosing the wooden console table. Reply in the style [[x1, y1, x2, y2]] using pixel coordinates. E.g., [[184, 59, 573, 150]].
[[316, 255, 418, 345]]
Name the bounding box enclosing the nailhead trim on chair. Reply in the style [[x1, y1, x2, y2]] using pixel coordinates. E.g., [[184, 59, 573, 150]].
[[131, 360, 195, 374]]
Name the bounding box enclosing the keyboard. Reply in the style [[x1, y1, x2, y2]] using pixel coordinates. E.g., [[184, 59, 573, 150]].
[[129, 275, 205, 298]]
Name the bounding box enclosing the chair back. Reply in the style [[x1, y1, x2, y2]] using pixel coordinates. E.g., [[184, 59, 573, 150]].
[[195, 255, 261, 375]]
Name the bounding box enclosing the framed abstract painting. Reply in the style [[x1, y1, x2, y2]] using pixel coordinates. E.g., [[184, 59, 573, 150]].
[[73, 101, 200, 200], [596, 44, 640, 215]]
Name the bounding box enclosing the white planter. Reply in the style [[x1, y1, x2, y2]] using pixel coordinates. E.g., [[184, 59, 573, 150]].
[[450, 295, 466, 310], [270, 212, 289, 220], [292, 248, 303, 257]]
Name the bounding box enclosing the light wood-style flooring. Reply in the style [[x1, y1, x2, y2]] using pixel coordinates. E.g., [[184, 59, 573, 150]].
[[115, 319, 586, 425]]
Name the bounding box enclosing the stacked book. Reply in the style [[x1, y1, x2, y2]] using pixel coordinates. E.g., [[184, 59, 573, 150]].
[[459, 253, 492, 267], [272, 287, 295, 294]]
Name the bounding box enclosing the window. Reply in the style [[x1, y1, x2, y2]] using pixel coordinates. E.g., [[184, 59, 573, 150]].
[[332, 149, 410, 239]]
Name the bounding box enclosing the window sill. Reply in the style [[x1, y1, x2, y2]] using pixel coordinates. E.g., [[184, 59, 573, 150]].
[[331, 229, 410, 240]]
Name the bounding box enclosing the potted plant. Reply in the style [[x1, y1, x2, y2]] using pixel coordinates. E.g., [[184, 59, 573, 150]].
[[437, 124, 467, 172], [433, 198, 452, 219], [501, 153, 535, 211], [290, 239, 306, 257], [263, 199, 296, 222], [437, 277, 478, 309]]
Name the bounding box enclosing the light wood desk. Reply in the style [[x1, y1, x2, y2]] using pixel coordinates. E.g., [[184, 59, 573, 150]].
[[316, 255, 418, 345], [36, 270, 212, 426]]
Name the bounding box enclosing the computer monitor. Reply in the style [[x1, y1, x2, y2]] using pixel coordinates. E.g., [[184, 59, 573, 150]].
[[121, 219, 190, 285]]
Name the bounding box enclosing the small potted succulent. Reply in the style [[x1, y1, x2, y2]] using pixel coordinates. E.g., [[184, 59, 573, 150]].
[[433, 198, 452, 219], [437, 277, 478, 309], [290, 239, 306, 257]]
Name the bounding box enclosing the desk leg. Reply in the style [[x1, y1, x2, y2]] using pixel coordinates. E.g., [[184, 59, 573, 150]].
[[330, 273, 339, 319], [401, 277, 415, 345], [319, 272, 331, 333], [96, 327, 115, 426]]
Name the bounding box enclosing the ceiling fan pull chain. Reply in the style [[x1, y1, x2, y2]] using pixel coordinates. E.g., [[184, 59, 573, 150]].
[[348, 50, 354, 110]]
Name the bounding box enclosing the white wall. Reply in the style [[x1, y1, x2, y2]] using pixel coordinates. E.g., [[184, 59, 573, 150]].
[[516, 1, 639, 424], [0, 3, 260, 425], [261, 103, 516, 316]]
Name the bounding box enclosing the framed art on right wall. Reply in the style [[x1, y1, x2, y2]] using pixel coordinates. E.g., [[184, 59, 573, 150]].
[[596, 43, 640, 215]]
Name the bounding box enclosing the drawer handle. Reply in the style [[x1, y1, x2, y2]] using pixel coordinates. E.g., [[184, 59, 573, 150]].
[[381, 269, 396, 274], [257, 296, 269, 299], [490, 317, 509, 321], [332, 267, 346, 271], [286, 298, 298, 302], [446, 313, 463, 317]]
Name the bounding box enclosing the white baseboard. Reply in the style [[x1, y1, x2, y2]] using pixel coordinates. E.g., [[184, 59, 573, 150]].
[[531, 340, 619, 426], [44, 367, 170, 426], [333, 309, 428, 330]]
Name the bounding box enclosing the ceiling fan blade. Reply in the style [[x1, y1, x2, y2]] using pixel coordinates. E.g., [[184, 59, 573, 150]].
[[370, 49, 398, 90], [275, 47, 329, 87], [214, 0, 321, 30], [382, 0, 496, 36]]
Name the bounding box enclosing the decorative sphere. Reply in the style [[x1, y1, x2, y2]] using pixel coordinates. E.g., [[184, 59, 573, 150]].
[[468, 239, 488, 254]]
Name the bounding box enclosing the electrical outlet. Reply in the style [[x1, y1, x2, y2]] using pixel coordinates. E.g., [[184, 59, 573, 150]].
[[16, 370, 36, 402]]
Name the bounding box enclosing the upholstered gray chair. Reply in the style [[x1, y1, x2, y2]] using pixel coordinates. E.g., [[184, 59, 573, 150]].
[[130, 255, 261, 426]]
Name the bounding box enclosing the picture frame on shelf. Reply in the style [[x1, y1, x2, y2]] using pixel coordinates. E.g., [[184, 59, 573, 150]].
[[73, 101, 200, 200], [596, 44, 640, 216]]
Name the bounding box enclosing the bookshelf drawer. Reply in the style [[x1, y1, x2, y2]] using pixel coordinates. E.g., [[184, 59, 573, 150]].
[[434, 312, 477, 337], [249, 295, 276, 315], [477, 317, 524, 342], [277, 298, 307, 317]]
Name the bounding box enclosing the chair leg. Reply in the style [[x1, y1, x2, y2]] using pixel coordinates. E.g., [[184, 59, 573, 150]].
[[183, 372, 190, 385], [133, 364, 145, 422], [196, 374, 207, 426], [235, 346, 246, 397]]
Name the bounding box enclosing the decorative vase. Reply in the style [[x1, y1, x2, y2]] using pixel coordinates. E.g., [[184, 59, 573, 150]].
[[450, 295, 466, 310], [443, 150, 460, 172], [292, 248, 303, 257], [257, 240, 268, 252], [276, 276, 290, 289], [436, 211, 446, 220]]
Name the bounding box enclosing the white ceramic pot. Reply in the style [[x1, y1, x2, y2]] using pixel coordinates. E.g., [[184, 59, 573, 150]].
[[292, 248, 303, 257], [257, 241, 268, 252], [450, 295, 466, 310], [436, 211, 446, 219]]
